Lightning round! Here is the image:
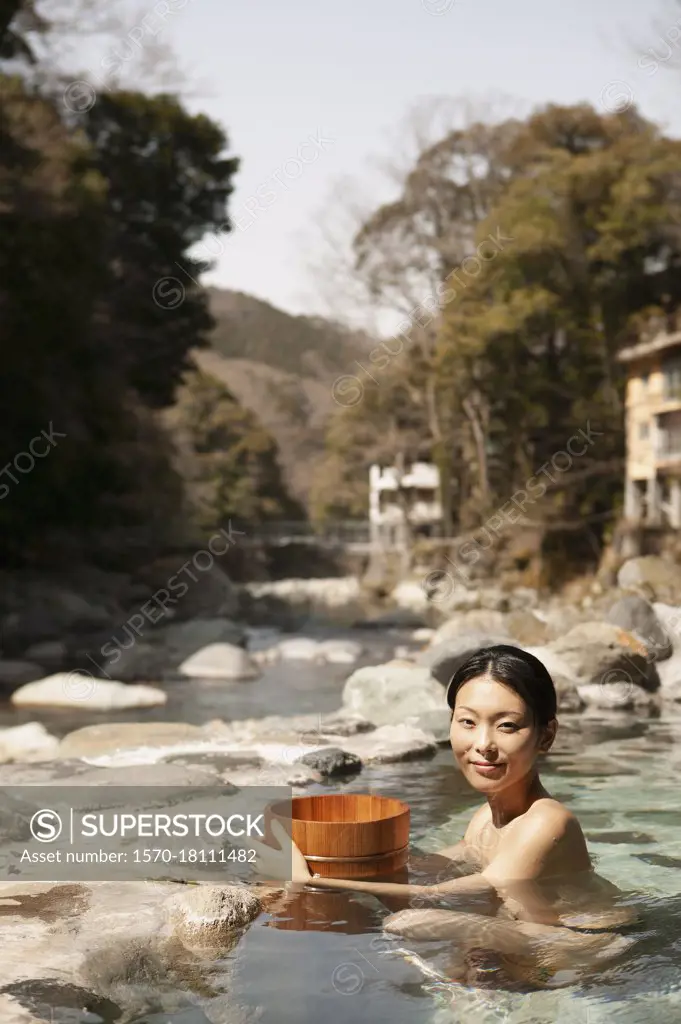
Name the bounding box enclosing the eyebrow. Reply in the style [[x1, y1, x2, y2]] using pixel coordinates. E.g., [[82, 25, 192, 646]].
[[455, 707, 524, 718]]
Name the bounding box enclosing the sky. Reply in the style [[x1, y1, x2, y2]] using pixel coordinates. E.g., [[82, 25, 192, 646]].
[[78, 0, 681, 329]]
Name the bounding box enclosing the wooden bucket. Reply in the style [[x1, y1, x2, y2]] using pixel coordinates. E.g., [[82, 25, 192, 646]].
[[270, 793, 410, 879]]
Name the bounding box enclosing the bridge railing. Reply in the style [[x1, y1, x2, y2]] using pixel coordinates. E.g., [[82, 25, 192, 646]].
[[242, 520, 372, 545]]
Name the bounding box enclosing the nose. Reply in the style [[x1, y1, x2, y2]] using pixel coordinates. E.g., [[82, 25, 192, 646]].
[[473, 727, 497, 758]]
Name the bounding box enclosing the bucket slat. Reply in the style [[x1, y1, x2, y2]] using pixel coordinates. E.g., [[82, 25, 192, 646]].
[[271, 793, 410, 879]]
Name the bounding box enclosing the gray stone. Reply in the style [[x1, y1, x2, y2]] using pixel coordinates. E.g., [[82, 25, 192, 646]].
[[430, 611, 507, 645], [342, 662, 446, 724], [606, 594, 671, 661], [617, 555, 681, 604], [297, 746, 363, 776], [576, 682, 657, 711], [340, 723, 438, 764], [178, 642, 260, 679], [10, 673, 167, 710], [657, 653, 681, 691], [417, 633, 515, 686], [22, 640, 68, 670], [504, 610, 550, 647], [59, 722, 207, 760], [164, 884, 261, 948], [103, 618, 246, 681], [545, 622, 659, 691], [0, 722, 59, 763]]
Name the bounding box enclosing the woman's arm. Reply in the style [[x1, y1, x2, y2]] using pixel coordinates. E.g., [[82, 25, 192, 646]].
[[311, 869, 496, 902]]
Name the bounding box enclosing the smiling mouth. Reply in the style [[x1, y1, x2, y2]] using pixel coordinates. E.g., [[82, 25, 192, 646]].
[[470, 761, 504, 768]]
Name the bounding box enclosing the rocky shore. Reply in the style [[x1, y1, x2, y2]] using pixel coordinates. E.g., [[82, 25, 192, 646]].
[[1, 554, 681, 1020]]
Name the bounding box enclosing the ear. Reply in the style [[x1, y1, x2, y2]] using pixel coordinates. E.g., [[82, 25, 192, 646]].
[[537, 717, 557, 753]]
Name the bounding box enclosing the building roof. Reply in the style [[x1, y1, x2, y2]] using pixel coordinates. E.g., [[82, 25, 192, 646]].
[[618, 331, 681, 364]]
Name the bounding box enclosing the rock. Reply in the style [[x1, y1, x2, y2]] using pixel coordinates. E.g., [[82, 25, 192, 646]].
[[0, 660, 42, 688], [276, 637, 321, 661], [606, 595, 671, 661], [101, 617, 246, 680], [417, 632, 514, 685], [576, 683, 657, 711], [430, 612, 503, 646], [617, 555, 681, 604], [512, 645, 584, 708], [0, 722, 59, 763], [135, 557, 239, 620], [10, 673, 167, 710], [178, 643, 260, 679], [342, 662, 446, 724], [404, 710, 452, 744], [59, 722, 207, 759], [164, 884, 261, 948], [657, 653, 681, 692], [22, 640, 67, 670], [411, 627, 436, 643], [0, 578, 115, 649], [546, 623, 659, 692], [340, 723, 438, 763], [504, 610, 550, 647], [660, 679, 681, 702], [297, 747, 363, 776], [390, 580, 430, 612], [315, 639, 363, 664], [652, 602, 681, 649]]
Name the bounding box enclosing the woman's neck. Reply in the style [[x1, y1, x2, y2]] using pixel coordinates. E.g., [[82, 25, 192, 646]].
[[486, 770, 548, 827]]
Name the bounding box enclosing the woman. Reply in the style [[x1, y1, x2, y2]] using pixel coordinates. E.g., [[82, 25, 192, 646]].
[[261, 645, 638, 984]]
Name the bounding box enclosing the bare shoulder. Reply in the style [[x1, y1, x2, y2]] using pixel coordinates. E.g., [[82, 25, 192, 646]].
[[526, 797, 582, 833], [524, 798, 590, 862]]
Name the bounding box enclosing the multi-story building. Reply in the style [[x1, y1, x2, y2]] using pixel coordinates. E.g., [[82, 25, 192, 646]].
[[619, 329, 681, 527], [368, 462, 443, 547]]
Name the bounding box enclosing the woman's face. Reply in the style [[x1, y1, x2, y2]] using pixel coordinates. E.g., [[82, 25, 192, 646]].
[[449, 674, 554, 793]]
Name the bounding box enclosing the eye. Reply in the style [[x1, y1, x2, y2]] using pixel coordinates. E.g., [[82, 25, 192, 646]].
[[498, 722, 519, 732], [456, 718, 475, 727]]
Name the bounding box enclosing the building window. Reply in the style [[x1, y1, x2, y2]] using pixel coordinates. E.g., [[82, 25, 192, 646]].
[[662, 358, 681, 400], [638, 422, 649, 440]]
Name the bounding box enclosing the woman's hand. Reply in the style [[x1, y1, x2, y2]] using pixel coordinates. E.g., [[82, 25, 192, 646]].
[[248, 818, 313, 884]]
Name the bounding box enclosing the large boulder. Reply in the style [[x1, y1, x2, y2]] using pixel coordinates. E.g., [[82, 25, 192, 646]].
[[59, 722, 207, 760], [504, 610, 550, 647], [164, 885, 262, 949], [11, 673, 167, 710], [342, 662, 446, 724], [522, 646, 584, 708], [430, 610, 507, 645], [652, 602, 681, 650], [417, 632, 514, 685], [178, 643, 260, 679], [545, 622, 659, 691], [617, 556, 681, 604], [606, 594, 671, 661], [339, 723, 438, 764]]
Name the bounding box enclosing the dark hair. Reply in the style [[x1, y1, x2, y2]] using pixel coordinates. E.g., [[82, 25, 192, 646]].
[[446, 644, 557, 728]]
